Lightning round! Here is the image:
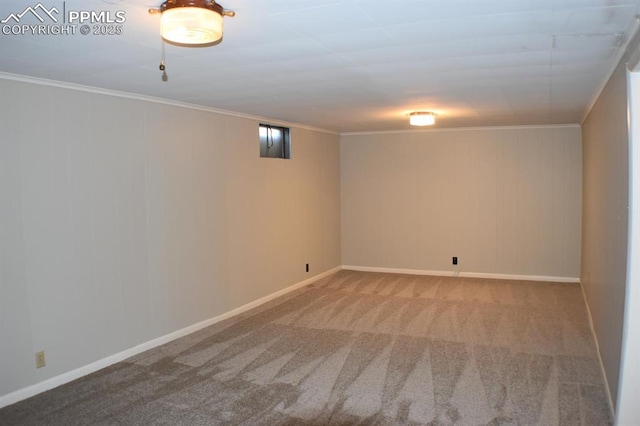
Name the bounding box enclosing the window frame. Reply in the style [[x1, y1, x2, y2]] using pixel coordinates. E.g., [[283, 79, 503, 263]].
[[259, 123, 291, 159]]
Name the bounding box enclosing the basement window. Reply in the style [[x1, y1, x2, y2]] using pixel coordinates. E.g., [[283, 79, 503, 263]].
[[259, 124, 291, 159]]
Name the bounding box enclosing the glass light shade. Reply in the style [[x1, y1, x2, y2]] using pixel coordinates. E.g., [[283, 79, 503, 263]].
[[409, 112, 436, 126], [161, 7, 223, 46]]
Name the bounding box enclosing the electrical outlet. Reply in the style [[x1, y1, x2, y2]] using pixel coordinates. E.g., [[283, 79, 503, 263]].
[[35, 351, 46, 368], [452, 257, 458, 265], [305, 263, 309, 273]]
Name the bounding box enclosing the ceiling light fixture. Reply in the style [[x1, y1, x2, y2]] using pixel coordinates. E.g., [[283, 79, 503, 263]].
[[149, 0, 235, 47], [409, 112, 436, 126]]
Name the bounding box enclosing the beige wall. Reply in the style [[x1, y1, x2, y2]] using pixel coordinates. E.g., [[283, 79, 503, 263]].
[[581, 59, 630, 407], [0, 77, 341, 398], [341, 126, 582, 278]]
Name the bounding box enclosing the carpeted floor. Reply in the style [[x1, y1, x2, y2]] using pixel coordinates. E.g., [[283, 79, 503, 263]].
[[0, 270, 612, 425]]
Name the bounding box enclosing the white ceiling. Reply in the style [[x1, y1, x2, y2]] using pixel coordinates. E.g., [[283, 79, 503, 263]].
[[1, 0, 639, 132]]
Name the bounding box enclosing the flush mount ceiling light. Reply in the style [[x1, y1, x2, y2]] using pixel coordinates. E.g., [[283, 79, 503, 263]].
[[409, 112, 437, 126], [149, 0, 235, 47]]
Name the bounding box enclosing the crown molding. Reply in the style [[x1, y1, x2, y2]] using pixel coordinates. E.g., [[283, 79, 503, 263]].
[[0, 71, 339, 136], [341, 123, 581, 137]]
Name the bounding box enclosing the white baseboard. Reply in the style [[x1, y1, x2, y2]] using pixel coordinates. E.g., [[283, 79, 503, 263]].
[[0, 266, 341, 409], [579, 281, 615, 420], [341, 265, 580, 283], [0, 264, 580, 409]]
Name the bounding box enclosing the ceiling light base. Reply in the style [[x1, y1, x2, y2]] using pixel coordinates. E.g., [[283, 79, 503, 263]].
[[409, 111, 436, 126], [151, 0, 234, 47]]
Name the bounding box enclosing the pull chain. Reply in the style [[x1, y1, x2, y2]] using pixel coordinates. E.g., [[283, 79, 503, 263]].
[[160, 38, 168, 82]]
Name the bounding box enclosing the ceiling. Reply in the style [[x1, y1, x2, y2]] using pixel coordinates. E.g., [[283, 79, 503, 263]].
[[1, 0, 640, 132]]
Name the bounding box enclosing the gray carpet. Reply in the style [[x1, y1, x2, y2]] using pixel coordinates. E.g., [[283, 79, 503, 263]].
[[0, 271, 612, 425]]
